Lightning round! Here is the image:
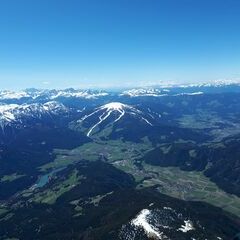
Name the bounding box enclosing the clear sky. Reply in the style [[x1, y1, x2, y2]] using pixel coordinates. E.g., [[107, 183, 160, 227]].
[[0, 0, 240, 89]]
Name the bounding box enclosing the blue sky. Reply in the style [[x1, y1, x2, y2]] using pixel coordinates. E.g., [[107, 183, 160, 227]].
[[0, 0, 240, 89]]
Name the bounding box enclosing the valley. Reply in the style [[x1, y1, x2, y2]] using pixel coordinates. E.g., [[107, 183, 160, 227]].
[[1, 86, 240, 239], [32, 138, 240, 217]]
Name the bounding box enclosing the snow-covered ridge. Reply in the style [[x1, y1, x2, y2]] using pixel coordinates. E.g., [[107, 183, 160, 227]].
[[0, 89, 109, 100], [175, 91, 204, 96], [120, 88, 205, 98], [0, 101, 67, 129], [120, 80, 240, 97], [49, 90, 108, 99], [0, 90, 31, 100], [120, 88, 169, 97], [178, 79, 240, 88], [79, 102, 153, 137]]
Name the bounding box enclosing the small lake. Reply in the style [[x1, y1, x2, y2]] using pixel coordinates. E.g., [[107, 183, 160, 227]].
[[33, 168, 65, 189]]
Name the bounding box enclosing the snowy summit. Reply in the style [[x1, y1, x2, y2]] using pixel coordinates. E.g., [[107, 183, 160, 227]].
[[79, 102, 154, 137]]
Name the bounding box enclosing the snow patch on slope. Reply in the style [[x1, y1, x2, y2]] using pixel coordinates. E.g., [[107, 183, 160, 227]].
[[0, 104, 19, 121], [119, 206, 199, 240], [178, 220, 195, 232], [131, 209, 165, 239]]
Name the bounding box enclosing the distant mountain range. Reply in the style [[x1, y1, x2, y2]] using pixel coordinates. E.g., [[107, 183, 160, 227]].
[[0, 80, 240, 101], [0, 88, 109, 101]]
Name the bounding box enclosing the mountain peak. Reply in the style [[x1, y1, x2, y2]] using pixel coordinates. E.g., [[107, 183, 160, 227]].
[[77, 102, 153, 137], [100, 102, 131, 111]]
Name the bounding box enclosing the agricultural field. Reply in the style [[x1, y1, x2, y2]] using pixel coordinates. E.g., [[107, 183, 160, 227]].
[[36, 138, 240, 217]]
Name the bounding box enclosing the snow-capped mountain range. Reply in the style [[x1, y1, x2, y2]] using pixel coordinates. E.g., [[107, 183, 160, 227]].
[[0, 101, 67, 130], [120, 88, 205, 97], [0, 89, 109, 101], [120, 88, 170, 97], [1, 80, 240, 101], [1, 81, 240, 134]]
